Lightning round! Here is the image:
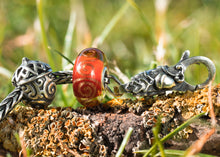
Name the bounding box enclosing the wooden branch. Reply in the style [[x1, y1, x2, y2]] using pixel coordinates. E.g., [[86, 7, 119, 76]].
[[0, 84, 220, 156]]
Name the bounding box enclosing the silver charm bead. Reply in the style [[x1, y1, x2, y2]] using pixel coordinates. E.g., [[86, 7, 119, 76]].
[[0, 57, 73, 121], [12, 58, 56, 108]]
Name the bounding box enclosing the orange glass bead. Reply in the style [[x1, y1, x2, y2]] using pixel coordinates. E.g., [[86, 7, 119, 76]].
[[72, 48, 107, 107]]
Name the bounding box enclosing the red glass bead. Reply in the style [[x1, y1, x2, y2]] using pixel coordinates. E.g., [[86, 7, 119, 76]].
[[72, 48, 107, 107]]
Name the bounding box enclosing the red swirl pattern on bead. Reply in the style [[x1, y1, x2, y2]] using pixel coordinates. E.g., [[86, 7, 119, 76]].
[[72, 48, 107, 107], [73, 78, 99, 98], [77, 61, 96, 76]]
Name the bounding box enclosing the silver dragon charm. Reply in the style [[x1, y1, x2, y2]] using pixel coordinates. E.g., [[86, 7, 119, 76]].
[[0, 58, 72, 121], [119, 51, 216, 96]]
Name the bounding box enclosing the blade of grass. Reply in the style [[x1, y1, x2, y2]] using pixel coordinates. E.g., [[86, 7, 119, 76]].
[[169, 149, 216, 157], [136, 149, 216, 157], [48, 47, 74, 66], [140, 112, 206, 157], [161, 112, 205, 143], [92, 2, 130, 47], [164, 149, 216, 157], [36, 0, 55, 69], [152, 118, 165, 157], [115, 127, 133, 157], [0, 66, 12, 78], [126, 0, 156, 45], [62, 2, 76, 68]]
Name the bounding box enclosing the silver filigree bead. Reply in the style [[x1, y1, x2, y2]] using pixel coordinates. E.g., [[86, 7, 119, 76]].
[[0, 57, 73, 121], [11, 58, 56, 108]]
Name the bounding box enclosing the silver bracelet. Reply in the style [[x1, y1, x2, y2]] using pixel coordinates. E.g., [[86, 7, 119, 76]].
[[0, 48, 216, 121]]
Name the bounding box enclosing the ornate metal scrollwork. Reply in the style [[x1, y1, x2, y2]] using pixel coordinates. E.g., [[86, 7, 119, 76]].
[[0, 49, 216, 121], [119, 50, 216, 96], [0, 57, 73, 121]]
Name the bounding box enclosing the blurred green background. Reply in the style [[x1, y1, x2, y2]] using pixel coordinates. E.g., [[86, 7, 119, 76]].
[[0, 0, 220, 107]]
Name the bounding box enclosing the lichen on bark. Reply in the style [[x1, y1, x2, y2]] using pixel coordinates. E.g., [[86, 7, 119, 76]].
[[0, 84, 220, 156]]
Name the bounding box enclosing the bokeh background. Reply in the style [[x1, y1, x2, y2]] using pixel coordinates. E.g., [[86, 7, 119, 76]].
[[0, 0, 220, 107]]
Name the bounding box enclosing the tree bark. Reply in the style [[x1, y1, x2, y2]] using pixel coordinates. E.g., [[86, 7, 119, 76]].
[[0, 84, 220, 156]]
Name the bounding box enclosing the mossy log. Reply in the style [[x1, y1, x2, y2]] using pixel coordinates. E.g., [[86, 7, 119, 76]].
[[0, 84, 220, 156]]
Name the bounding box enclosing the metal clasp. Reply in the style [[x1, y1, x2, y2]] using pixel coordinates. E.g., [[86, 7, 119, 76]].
[[172, 50, 216, 91], [119, 50, 216, 96]]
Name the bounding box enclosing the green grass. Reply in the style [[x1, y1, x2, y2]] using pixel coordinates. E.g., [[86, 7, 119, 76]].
[[136, 112, 206, 157], [1, 0, 220, 83]]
